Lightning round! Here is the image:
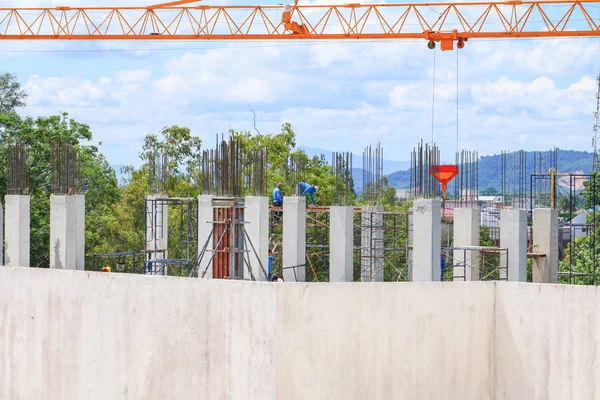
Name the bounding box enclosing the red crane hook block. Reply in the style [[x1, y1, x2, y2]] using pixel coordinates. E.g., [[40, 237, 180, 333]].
[[429, 165, 459, 200]]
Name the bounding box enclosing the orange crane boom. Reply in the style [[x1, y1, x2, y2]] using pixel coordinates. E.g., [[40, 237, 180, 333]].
[[2, 0, 600, 50]]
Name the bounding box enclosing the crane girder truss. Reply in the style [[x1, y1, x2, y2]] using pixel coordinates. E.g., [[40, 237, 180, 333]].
[[2, 0, 600, 49]]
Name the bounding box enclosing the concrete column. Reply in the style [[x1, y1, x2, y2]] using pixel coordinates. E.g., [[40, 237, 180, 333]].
[[283, 196, 306, 282], [500, 209, 528, 282], [532, 208, 559, 283], [360, 205, 384, 282], [0, 202, 3, 266], [245, 196, 269, 281], [145, 195, 169, 275], [412, 199, 442, 282], [453, 208, 480, 281], [5, 195, 30, 267], [50, 195, 85, 270], [197, 195, 213, 279], [330, 206, 354, 282]]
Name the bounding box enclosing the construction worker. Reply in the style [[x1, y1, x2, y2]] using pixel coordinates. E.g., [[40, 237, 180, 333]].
[[268, 249, 275, 279], [273, 182, 283, 223], [298, 181, 318, 206]]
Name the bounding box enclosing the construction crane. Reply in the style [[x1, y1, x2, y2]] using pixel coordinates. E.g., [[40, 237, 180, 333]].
[[2, 0, 600, 50]]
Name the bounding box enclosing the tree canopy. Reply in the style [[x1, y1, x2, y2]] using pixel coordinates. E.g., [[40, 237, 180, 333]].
[[0, 73, 27, 114]]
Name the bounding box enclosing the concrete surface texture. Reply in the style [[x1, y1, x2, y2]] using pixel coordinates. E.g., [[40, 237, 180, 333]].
[[329, 206, 353, 282], [500, 209, 528, 281], [2, 268, 600, 399], [412, 199, 442, 281], [50, 194, 85, 270], [197, 195, 213, 278], [245, 196, 269, 281], [532, 208, 559, 283], [0, 202, 3, 266], [453, 207, 480, 281], [360, 205, 384, 282], [283, 196, 306, 282], [4, 195, 30, 267]]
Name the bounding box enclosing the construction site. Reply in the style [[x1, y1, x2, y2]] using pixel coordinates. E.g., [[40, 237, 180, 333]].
[[2, 0, 600, 399]]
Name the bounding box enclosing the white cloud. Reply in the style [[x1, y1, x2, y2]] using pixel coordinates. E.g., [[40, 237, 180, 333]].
[[150, 48, 289, 104], [115, 69, 152, 84], [25, 75, 104, 107], [471, 75, 595, 119], [389, 84, 427, 109]]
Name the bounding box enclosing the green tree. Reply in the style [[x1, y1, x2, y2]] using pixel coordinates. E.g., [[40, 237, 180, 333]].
[[481, 186, 498, 196], [0, 112, 118, 267], [141, 125, 202, 188], [0, 72, 27, 114], [97, 126, 204, 270]]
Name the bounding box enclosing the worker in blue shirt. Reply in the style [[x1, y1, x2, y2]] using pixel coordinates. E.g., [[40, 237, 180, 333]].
[[268, 249, 275, 279], [298, 181, 318, 206], [272, 182, 283, 223]]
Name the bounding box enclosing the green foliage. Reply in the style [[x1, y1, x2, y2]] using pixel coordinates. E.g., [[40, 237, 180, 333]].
[[358, 176, 398, 208], [0, 112, 118, 268], [0, 72, 27, 114], [479, 225, 496, 247], [582, 172, 600, 209], [560, 235, 600, 285], [141, 125, 202, 185], [481, 186, 498, 196]]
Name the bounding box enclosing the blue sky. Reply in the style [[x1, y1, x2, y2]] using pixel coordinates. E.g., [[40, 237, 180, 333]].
[[1, 0, 599, 167]]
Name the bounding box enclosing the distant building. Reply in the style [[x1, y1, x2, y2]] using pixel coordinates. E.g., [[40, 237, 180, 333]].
[[561, 211, 589, 244], [395, 189, 411, 200]]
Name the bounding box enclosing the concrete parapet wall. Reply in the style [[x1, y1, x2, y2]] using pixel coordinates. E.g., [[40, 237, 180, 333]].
[[1, 268, 599, 400]]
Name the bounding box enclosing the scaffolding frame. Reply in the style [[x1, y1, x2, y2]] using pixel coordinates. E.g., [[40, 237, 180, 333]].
[[354, 209, 411, 282], [143, 196, 198, 276], [531, 172, 598, 285], [441, 246, 508, 281]]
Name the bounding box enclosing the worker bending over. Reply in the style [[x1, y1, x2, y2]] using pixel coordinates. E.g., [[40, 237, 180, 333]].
[[298, 181, 318, 206], [272, 182, 283, 222]]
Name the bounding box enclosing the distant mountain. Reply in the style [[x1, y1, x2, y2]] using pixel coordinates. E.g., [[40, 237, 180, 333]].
[[351, 168, 366, 195], [387, 149, 594, 190], [300, 146, 410, 175]]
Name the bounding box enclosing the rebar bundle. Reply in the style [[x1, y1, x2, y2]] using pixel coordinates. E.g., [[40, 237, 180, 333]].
[[287, 152, 307, 196], [409, 140, 440, 199], [243, 147, 267, 196], [332, 151, 353, 206], [362, 143, 384, 204], [149, 152, 168, 194], [51, 140, 79, 195], [453, 150, 479, 207], [201, 135, 267, 197], [501, 148, 557, 208], [7, 142, 29, 195]]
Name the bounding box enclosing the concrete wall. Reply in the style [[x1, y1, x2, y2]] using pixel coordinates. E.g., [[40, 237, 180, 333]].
[[0, 267, 276, 400], [495, 283, 600, 399], [276, 282, 494, 399], [2, 268, 600, 400]]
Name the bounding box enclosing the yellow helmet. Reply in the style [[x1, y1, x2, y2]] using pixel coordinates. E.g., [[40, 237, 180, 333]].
[[102, 266, 111, 273]]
